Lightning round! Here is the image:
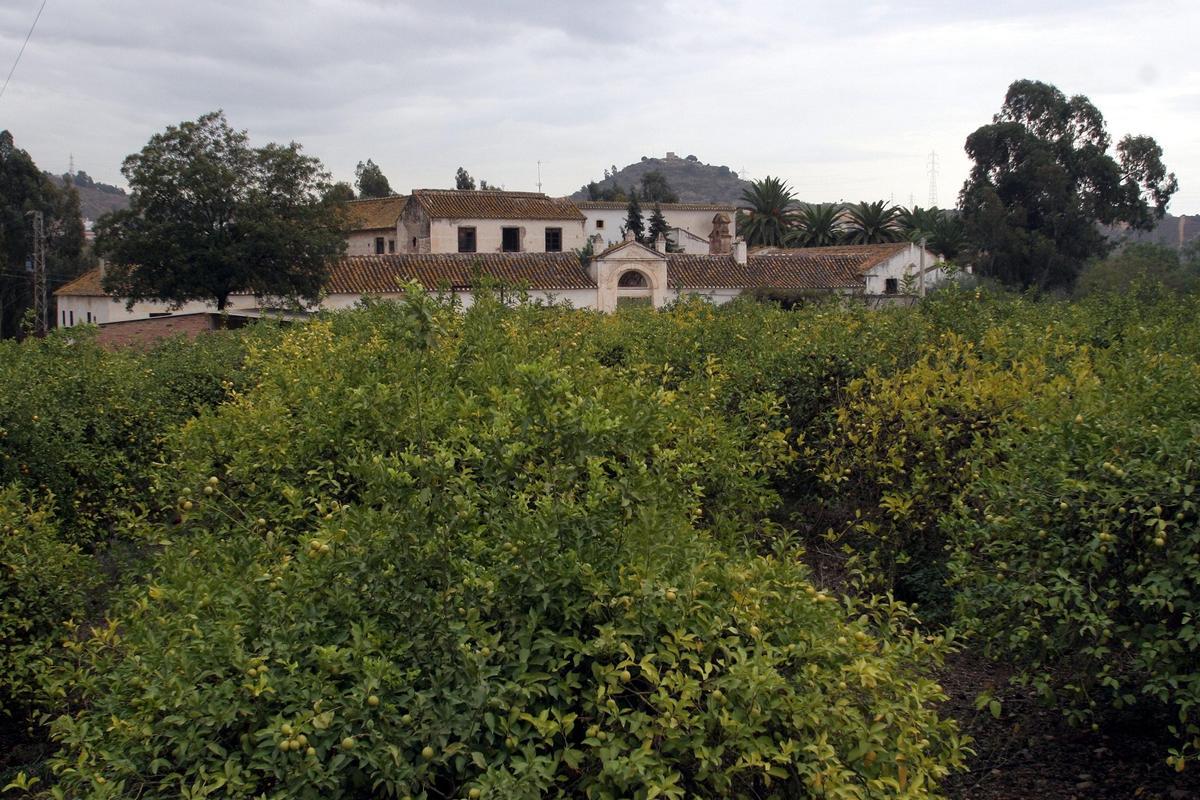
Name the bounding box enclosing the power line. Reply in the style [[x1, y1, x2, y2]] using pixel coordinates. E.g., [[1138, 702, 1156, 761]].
[[0, 0, 49, 103]]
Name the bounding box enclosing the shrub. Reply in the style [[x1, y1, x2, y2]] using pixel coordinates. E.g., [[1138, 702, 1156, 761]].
[[812, 329, 1061, 611], [47, 297, 966, 798], [948, 333, 1200, 765], [0, 486, 98, 721], [0, 324, 278, 544]]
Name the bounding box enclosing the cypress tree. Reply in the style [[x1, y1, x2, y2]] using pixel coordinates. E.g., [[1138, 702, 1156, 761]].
[[623, 190, 644, 243], [647, 203, 670, 246]]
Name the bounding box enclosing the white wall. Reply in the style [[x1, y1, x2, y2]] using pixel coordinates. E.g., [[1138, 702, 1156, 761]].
[[429, 219, 588, 254], [347, 230, 400, 256], [582, 207, 736, 249], [861, 243, 946, 296], [56, 293, 260, 328]]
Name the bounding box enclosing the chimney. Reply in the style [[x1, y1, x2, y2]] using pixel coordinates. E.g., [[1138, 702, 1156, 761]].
[[653, 234, 666, 254], [733, 238, 747, 265], [709, 213, 732, 254]]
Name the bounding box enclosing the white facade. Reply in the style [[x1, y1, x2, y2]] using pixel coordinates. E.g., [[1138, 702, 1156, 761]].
[[57, 243, 948, 328], [57, 293, 260, 328], [578, 202, 738, 250], [423, 218, 587, 255], [860, 243, 951, 297], [347, 230, 399, 256]]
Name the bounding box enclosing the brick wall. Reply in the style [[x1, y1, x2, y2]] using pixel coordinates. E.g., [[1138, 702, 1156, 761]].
[[93, 313, 220, 349]]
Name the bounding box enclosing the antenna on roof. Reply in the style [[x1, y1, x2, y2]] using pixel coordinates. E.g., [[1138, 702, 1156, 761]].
[[537, 160, 544, 193], [69, 153, 74, 176]]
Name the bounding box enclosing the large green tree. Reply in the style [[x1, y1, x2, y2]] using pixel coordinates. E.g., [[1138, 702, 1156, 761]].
[[842, 201, 902, 244], [960, 79, 1177, 289], [0, 130, 86, 338], [97, 111, 346, 311], [355, 159, 393, 198], [738, 176, 797, 247]]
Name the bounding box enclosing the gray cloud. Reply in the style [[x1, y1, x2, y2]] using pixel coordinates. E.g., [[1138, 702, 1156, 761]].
[[1, 0, 1196, 212]]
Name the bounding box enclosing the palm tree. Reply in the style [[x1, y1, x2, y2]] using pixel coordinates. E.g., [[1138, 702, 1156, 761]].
[[738, 176, 798, 247], [789, 203, 844, 247], [843, 201, 902, 244], [929, 213, 968, 261], [897, 205, 968, 260], [897, 205, 938, 240]]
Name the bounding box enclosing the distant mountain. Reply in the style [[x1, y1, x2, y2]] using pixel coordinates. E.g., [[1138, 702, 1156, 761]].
[[1103, 213, 1200, 251], [571, 153, 753, 206], [45, 171, 130, 221]]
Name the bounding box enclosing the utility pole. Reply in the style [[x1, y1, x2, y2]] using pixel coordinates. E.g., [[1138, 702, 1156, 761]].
[[27, 210, 47, 334], [918, 236, 927, 299], [927, 151, 939, 208]]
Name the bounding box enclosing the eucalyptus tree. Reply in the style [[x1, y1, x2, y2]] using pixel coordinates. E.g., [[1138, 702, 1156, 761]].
[[961, 79, 1176, 289]]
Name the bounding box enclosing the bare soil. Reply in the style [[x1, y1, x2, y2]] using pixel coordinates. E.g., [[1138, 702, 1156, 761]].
[[939, 651, 1200, 800]]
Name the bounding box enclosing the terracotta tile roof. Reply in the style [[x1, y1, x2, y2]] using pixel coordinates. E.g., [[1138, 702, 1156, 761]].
[[342, 195, 407, 231], [576, 200, 737, 213], [328, 253, 595, 293], [413, 190, 585, 221], [54, 268, 107, 296], [667, 243, 910, 290]]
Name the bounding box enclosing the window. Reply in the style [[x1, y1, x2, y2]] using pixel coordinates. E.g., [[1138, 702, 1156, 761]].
[[545, 227, 562, 252], [149, 312, 172, 317], [61, 310, 66, 326], [884, 277, 899, 295], [388, 239, 396, 253], [69, 310, 74, 325], [374, 236, 385, 255], [502, 227, 520, 252], [618, 270, 648, 288], [412, 237, 417, 248], [86, 312, 92, 323], [458, 227, 477, 253], [596, 219, 605, 229]]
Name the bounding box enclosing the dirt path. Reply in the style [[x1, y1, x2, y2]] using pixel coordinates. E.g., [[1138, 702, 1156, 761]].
[[939, 651, 1199, 800]]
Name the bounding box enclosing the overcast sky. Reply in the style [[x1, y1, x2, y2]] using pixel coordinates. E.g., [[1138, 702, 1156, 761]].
[[1, 0, 1197, 213]]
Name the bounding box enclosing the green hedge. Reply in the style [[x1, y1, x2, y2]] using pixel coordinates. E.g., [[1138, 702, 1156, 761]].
[[46, 295, 966, 799]]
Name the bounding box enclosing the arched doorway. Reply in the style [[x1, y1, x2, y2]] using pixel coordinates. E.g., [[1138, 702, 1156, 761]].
[[616, 269, 652, 308]]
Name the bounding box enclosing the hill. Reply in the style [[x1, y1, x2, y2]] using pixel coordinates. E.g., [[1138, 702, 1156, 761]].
[[45, 171, 130, 221], [1103, 213, 1200, 251], [571, 153, 753, 205]]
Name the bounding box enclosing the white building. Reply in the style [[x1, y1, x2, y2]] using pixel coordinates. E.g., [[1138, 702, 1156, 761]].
[[343, 196, 408, 256], [575, 200, 739, 253], [341, 190, 589, 257], [56, 240, 949, 325]]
